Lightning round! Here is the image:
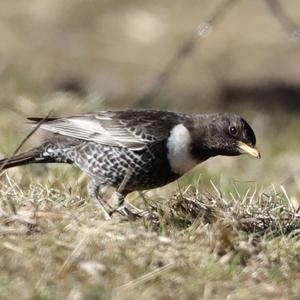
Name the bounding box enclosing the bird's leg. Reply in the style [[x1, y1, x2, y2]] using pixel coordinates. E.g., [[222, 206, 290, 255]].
[[108, 170, 144, 219], [87, 179, 112, 220], [120, 171, 144, 217], [110, 191, 125, 207], [110, 191, 142, 214], [108, 191, 143, 219]]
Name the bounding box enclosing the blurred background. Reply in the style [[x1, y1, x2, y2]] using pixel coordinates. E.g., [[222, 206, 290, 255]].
[[0, 0, 300, 200]]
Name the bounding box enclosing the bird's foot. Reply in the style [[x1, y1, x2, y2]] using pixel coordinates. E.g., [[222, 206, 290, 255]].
[[110, 205, 141, 221], [109, 201, 151, 220], [92, 190, 151, 221]]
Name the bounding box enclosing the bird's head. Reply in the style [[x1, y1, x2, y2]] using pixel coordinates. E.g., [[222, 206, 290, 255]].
[[191, 113, 260, 160]]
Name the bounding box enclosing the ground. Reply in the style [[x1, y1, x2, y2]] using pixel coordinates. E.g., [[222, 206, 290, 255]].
[[1, 97, 300, 299], [1, 0, 300, 299], [1, 174, 300, 300]]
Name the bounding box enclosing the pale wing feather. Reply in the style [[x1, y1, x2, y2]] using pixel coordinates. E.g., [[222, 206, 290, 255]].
[[40, 116, 149, 150]]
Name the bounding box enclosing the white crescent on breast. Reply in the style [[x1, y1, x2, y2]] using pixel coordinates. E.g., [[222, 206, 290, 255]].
[[166, 124, 200, 175]]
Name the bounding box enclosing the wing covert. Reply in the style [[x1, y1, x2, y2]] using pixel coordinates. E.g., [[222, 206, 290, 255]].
[[29, 110, 183, 150]]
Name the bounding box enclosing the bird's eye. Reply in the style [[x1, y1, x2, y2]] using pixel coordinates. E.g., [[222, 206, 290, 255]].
[[229, 126, 238, 136]]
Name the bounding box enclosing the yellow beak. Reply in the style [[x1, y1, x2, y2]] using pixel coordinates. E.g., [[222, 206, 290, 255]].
[[238, 141, 261, 159]]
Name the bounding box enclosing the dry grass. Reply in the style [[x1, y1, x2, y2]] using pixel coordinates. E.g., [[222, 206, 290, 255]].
[[1, 174, 300, 300], [1, 85, 300, 300], [0, 2, 300, 298]]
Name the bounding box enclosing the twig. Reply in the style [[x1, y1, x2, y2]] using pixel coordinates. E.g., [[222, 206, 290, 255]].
[[264, 0, 300, 43], [57, 238, 86, 276], [0, 112, 52, 173], [134, 0, 239, 108], [115, 263, 174, 291], [0, 225, 29, 235]]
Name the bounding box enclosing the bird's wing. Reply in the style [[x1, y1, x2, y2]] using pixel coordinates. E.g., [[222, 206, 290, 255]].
[[28, 110, 183, 150]]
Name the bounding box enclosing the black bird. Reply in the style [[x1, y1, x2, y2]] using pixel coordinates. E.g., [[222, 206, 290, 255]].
[[0, 110, 260, 218]]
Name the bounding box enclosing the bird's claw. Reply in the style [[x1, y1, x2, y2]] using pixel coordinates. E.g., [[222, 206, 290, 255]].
[[109, 203, 150, 220]]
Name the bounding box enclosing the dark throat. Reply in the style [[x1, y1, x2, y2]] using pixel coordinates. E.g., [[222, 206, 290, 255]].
[[190, 143, 217, 161]]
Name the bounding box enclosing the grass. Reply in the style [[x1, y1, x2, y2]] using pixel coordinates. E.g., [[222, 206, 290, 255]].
[[1, 1, 300, 297], [0, 83, 300, 299], [1, 91, 300, 299], [1, 172, 300, 300]]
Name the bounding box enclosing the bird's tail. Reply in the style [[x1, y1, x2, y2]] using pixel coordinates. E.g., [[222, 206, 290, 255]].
[[0, 148, 51, 171]]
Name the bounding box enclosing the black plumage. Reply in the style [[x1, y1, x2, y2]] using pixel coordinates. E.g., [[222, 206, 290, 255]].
[[0, 110, 260, 218]]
